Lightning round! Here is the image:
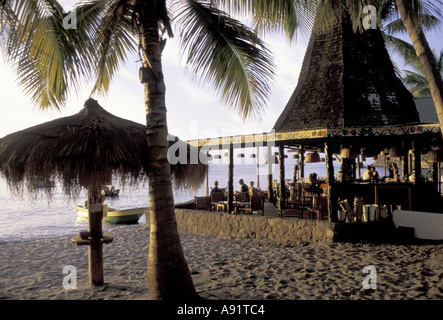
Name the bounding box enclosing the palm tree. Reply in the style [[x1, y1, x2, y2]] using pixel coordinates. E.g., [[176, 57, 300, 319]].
[[394, 0, 443, 133], [402, 49, 443, 96], [380, 4, 441, 75], [1, 0, 275, 300]]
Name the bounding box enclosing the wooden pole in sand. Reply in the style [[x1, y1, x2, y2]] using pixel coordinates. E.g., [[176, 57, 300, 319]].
[[412, 141, 422, 183], [227, 137, 234, 214], [299, 147, 305, 179], [402, 141, 410, 179], [87, 185, 104, 286], [266, 144, 274, 203], [256, 145, 260, 189], [325, 141, 336, 222], [278, 145, 286, 217]]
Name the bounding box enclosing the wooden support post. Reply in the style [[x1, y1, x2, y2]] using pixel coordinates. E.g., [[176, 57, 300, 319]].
[[266, 144, 274, 203], [87, 185, 104, 286], [402, 141, 409, 179], [412, 141, 421, 183], [432, 162, 438, 187], [205, 164, 209, 196], [439, 163, 442, 194], [402, 153, 409, 180], [299, 148, 305, 179], [278, 145, 286, 217], [325, 142, 336, 222], [256, 145, 260, 189], [227, 138, 234, 214]]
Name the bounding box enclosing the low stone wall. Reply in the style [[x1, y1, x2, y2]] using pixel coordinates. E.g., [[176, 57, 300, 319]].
[[175, 209, 336, 243]]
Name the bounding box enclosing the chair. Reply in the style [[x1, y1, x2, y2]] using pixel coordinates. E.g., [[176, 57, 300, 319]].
[[237, 192, 249, 202], [233, 192, 249, 213], [283, 183, 307, 218], [308, 196, 328, 220], [302, 183, 313, 205], [288, 183, 302, 206], [243, 195, 264, 215], [194, 196, 211, 211], [210, 192, 225, 211]]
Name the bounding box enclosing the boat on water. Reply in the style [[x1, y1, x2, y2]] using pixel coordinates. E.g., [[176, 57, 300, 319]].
[[393, 210, 443, 240], [75, 205, 147, 224], [101, 185, 120, 197]]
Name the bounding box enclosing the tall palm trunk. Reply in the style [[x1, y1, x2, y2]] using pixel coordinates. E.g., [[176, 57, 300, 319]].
[[140, 19, 199, 300], [395, 0, 443, 134]]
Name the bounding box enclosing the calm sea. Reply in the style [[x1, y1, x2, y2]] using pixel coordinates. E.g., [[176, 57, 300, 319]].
[[0, 161, 380, 245]]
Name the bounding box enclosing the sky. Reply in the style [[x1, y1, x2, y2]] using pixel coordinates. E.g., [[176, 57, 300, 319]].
[[1, 1, 442, 151]]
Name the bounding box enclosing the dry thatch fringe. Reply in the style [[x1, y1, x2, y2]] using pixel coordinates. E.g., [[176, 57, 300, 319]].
[[0, 98, 206, 200]]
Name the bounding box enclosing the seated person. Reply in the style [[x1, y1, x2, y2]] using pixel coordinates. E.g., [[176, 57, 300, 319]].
[[238, 179, 248, 193], [210, 180, 222, 194], [308, 172, 318, 184], [362, 166, 372, 181], [235, 179, 249, 201], [387, 163, 394, 179], [308, 172, 322, 195], [370, 167, 380, 180], [248, 181, 257, 197], [393, 163, 400, 182]]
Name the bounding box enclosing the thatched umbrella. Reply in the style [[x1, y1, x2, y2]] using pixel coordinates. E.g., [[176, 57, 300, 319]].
[[0, 98, 206, 285]]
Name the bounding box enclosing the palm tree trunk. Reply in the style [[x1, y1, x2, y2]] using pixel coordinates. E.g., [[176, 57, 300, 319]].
[[140, 20, 199, 300], [395, 0, 443, 135]]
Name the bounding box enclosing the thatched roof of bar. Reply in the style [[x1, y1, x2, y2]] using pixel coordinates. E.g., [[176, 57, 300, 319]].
[[0, 98, 206, 197], [274, 12, 420, 132]]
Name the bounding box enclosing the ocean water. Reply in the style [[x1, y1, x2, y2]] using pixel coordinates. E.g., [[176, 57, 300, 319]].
[[0, 161, 379, 245]]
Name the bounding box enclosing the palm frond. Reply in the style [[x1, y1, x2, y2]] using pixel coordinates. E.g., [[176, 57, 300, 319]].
[[398, 0, 443, 29], [229, 0, 317, 42], [383, 14, 441, 35], [1, 0, 96, 110], [174, 0, 275, 120], [401, 50, 443, 97], [402, 69, 430, 96], [75, 0, 138, 96], [383, 33, 418, 67]]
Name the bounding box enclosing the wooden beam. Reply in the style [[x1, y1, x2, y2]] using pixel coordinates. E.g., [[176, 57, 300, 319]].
[[266, 144, 274, 203], [227, 139, 234, 214], [278, 145, 286, 216], [87, 185, 104, 286], [412, 141, 422, 183], [325, 142, 336, 222]]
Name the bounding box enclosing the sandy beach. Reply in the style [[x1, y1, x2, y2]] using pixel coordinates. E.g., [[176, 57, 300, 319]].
[[1, 223, 443, 300]]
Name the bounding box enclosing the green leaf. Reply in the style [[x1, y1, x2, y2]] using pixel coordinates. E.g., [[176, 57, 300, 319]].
[[174, 0, 275, 120]]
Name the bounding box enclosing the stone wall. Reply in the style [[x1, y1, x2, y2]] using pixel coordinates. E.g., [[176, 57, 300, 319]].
[[175, 209, 336, 243]]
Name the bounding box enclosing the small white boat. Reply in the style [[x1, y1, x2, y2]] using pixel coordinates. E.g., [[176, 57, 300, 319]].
[[76, 205, 147, 224], [101, 185, 120, 197], [393, 210, 443, 240]]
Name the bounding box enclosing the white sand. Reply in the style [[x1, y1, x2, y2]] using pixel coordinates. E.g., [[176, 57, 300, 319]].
[[1, 224, 443, 300]]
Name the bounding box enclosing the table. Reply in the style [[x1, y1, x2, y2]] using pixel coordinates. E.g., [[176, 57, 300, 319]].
[[214, 201, 249, 213]]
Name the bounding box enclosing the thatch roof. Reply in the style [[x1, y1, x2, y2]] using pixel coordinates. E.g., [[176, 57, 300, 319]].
[[0, 98, 206, 196], [414, 96, 439, 124], [274, 12, 420, 132]]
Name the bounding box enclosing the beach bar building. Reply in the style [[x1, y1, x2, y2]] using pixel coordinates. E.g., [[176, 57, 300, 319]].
[[187, 11, 443, 226]]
